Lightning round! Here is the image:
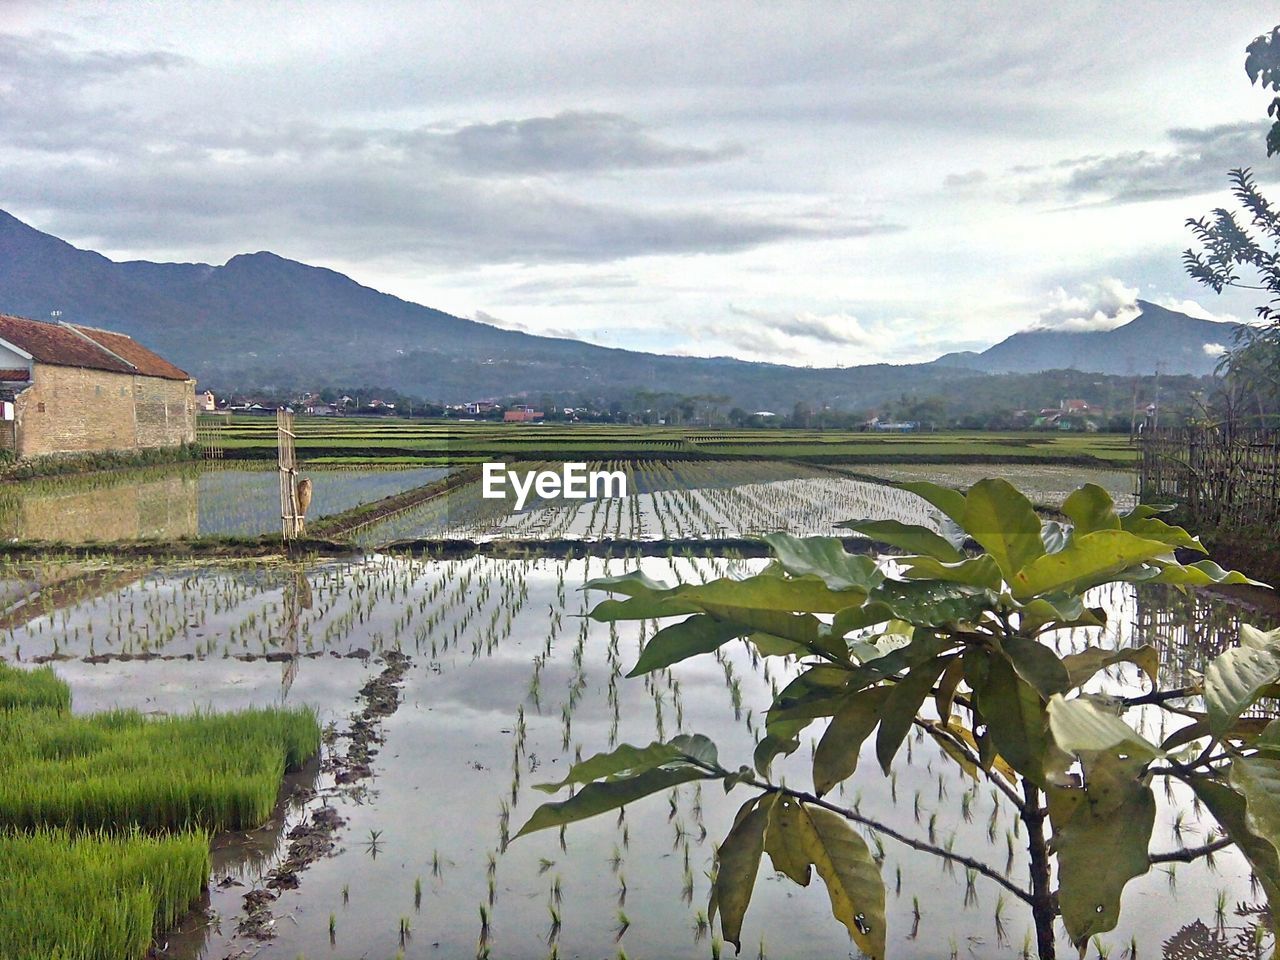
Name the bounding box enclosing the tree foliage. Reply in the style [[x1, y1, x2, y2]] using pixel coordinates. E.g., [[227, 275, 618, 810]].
[[1182, 26, 1280, 425], [515, 480, 1276, 958], [1247, 25, 1280, 158]]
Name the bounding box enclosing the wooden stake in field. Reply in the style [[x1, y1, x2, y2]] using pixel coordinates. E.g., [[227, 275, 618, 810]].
[[277, 408, 305, 539]]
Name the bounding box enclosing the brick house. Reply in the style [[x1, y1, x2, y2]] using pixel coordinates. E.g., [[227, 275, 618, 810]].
[[0, 313, 196, 459]]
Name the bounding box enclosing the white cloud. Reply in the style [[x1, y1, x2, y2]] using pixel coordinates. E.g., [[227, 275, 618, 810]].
[[1203, 342, 1226, 357], [1029, 278, 1140, 332]]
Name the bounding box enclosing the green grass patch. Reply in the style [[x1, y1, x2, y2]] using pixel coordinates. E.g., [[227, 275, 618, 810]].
[[0, 706, 320, 832], [0, 663, 71, 712], [0, 827, 210, 960]]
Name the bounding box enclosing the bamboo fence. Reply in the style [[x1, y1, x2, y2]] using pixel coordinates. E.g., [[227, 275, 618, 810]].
[[1138, 427, 1280, 532]]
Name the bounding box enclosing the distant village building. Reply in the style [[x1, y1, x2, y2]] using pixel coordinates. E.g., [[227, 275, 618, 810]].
[[199, 390, 217, 412], [503, 404, 545, 423], [0, 313, 195, 459]]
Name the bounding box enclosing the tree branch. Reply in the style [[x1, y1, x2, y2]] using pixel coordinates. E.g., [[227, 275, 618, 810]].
[[1149, 836, 1233, 865], [693, 760, 1035, 904]]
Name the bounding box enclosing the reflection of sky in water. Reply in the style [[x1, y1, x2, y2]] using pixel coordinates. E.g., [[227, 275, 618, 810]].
[[0, 465, 451, 541], [359, 463, 946, 544], [2, 554, 1275, 958], [850, 463, 1137, 510]]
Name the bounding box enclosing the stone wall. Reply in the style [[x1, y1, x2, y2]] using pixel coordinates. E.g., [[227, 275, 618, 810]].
[[14, 364, 196, 458]]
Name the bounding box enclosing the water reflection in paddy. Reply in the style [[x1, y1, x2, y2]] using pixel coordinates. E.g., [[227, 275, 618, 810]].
[[1, 554, 1274, 959]]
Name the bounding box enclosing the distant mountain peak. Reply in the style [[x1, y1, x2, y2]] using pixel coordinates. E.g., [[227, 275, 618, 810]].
[[934, 300, 1236, 376]]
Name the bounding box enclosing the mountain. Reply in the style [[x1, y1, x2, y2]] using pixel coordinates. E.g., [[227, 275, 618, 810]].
[[0, 208, 978, 408], [933, 301, 1238, 377], [0, 209, 1222, 408]]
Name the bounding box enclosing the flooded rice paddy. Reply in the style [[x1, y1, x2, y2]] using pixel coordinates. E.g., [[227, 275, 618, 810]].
[[356, 461, 954, 545], [0, 464, 451, 542], [2, 550, 1274, 959]]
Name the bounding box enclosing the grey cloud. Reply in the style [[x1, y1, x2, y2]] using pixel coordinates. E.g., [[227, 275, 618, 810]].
[[4, 153, 893, 265], [943, 169, 988, 189], [474, 310, 527, 332], [438, 112, 742, 174], [1032, 121, 1272, 205], [502, 274, 638, 296], [728, 305, 873, 346]]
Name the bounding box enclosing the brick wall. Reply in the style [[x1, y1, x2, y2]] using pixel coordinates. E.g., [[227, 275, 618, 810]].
[[14, 364, 196, 458]]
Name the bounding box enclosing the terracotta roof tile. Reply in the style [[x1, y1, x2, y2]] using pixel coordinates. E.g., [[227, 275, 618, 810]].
[[0, 367, 30, 381], [72, 325, 191, 380], [0, 314, 189, 381]]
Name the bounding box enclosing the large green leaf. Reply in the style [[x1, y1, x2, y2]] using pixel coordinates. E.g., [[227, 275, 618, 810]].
[[968, 651, 1050, 783], [1050, 775, 1155, 943], [898, 554, 1003, 590], [1061, 483, 1121, 535], [700, 604, 818, 642], [1242, 624, 1280, 651], [960, 478, 1046, 580], [1046, 694, 1161, 760], [796, 805, 886, 959], [872, 579, 996, 628], [534, 735, 718, 792], [1060, 645, 1159, 689], [764, 794, 813, 885], [813, 687, 891, 796], [583, 570, 674, 596], [629, 615, 744, 677], [1013, 594, 1107, 633], [515, 766, 712, 838], [684, 574, 865, 614], [1119, 508, 1205, 553], [1009, 530, 1172, 600], [829, 601, 895, 638], [835, 519, 964, 562], [1189, 777, 1280, 945], [1229, 756, 1280, 865], [761, 534, 884, 593], [896, 481, 967, 527], [710, 797, 769, 953], [589, 593, 702, 621], [1001, 634, 1071, 697], [1204, 645, 1280, 737], [1120, 558, 1264, 589], [876, 656, 953, 774]]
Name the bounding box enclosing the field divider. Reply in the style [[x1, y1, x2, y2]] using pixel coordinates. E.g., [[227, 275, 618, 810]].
[[307, 465, 483, 540]]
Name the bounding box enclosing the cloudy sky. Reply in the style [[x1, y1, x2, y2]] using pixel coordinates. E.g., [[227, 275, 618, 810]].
[[2, 2, 1276, 366]]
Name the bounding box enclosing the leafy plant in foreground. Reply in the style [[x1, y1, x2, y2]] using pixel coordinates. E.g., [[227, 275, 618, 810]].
[[515, 479, 1277, 959]]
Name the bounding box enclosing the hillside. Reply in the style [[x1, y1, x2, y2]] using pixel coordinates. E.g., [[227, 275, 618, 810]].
[[934, 300, 1237, 376], [0, 209, 978, 409], [0, 209, 1223, 407]]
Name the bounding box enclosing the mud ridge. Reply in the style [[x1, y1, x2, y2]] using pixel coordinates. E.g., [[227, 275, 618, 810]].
[[232, 651, 412, 945]]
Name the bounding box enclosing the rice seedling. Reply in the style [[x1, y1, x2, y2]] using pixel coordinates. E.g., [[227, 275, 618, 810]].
[[0, 706, 320, 832], [0, 827, 209, 960], [0, 662, 70, 712]]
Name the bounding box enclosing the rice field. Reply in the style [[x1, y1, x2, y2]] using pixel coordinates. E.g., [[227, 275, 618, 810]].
[[0, 706, 320, 832], [0, 550, 1271, 959], [0, 463, 451, 542], [842, 462, 1138, 511], [0, 661, 70, 711], [355, 459, 946, 544], [202, 415, 1137, 463], [0, 828, 210, 960]]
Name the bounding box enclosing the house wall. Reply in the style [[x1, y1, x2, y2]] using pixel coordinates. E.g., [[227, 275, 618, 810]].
[[14, 364, 196, 458], [0, 342, 31, 370]]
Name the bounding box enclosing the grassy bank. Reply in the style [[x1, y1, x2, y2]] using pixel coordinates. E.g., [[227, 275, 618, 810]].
[[0, 663, 322, 958], [0, 828, 210, 960], [0, 705, 320, 832], [0, 663, 71, 711]]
